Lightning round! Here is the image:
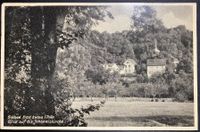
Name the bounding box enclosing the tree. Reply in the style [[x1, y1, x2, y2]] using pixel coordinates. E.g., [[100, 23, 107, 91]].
[[131, 6, 165, 34], [172, 70, 193, 101], [5, 7, 32, 118], [85, 66, 109, 85], [5, 6, 112, 116]]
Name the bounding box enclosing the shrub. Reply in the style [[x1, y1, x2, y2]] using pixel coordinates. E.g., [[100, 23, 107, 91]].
[[174, 91, 188, 102], [155, 98, 159, 102], [56, 101, 105, 126], [108, 89, 116, 97], [51, 74, 106, 126]]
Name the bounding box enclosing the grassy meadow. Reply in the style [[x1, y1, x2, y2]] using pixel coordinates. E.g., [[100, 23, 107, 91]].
[[72, 97, 194, 127]]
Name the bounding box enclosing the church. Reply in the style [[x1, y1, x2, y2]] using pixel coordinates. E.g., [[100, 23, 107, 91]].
[[147, 39, 166, 78], [146, 39, 179, 78]]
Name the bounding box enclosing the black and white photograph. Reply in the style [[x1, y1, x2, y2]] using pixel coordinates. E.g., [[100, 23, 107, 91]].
[[1, 2, 198, 130]]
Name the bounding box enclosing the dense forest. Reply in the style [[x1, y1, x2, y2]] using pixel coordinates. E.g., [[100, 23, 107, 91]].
[[54, 6, 193, 100], [4, 6, 193, 126]]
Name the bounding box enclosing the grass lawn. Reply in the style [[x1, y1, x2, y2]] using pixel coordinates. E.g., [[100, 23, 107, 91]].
[[72, 98, 194, 127]]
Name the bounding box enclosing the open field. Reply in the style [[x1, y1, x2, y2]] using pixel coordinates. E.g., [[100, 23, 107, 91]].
[[72, 98, 194, 127]]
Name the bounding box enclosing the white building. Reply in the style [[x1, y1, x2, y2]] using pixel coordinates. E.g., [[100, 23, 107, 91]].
[[103, 59, 137, 75], [147, 59, 166, 78], [119, 59, 137, 75]]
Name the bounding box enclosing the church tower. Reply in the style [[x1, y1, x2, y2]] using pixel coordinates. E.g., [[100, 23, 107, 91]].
[[154, 38, 160, 55], [147, 38, 166, 78]]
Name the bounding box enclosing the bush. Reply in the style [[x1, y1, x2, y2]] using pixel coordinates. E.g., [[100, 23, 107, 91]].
[[51, 74, 106, 126], [56, 101, 105, 126], [108, 89, 116, 97], [174, 91, 188, 102]]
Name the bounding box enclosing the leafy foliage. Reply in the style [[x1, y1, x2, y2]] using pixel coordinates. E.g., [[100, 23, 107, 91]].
[[52, 75, 106, 126], [54, 6, 193, 102], [4, 6, 111, 125], [131, 6, 165, 33]]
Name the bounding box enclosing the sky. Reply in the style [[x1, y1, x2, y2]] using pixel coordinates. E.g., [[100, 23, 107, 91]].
[[92, 4, 194, 33]]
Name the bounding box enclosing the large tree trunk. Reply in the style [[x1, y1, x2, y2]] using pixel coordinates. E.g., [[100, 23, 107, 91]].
[[29, 7, 60, 115]]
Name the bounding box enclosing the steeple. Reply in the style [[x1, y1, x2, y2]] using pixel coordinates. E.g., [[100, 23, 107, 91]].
[[154, 38, 160, 55]]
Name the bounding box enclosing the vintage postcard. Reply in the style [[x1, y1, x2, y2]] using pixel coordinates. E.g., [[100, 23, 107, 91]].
[[1, 2, 198, 130]]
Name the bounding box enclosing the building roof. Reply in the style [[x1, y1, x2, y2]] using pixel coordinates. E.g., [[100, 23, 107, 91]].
[[172, 57, 179, 63], [147, 59, 166, 66], [124, 59, 137, 65]]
